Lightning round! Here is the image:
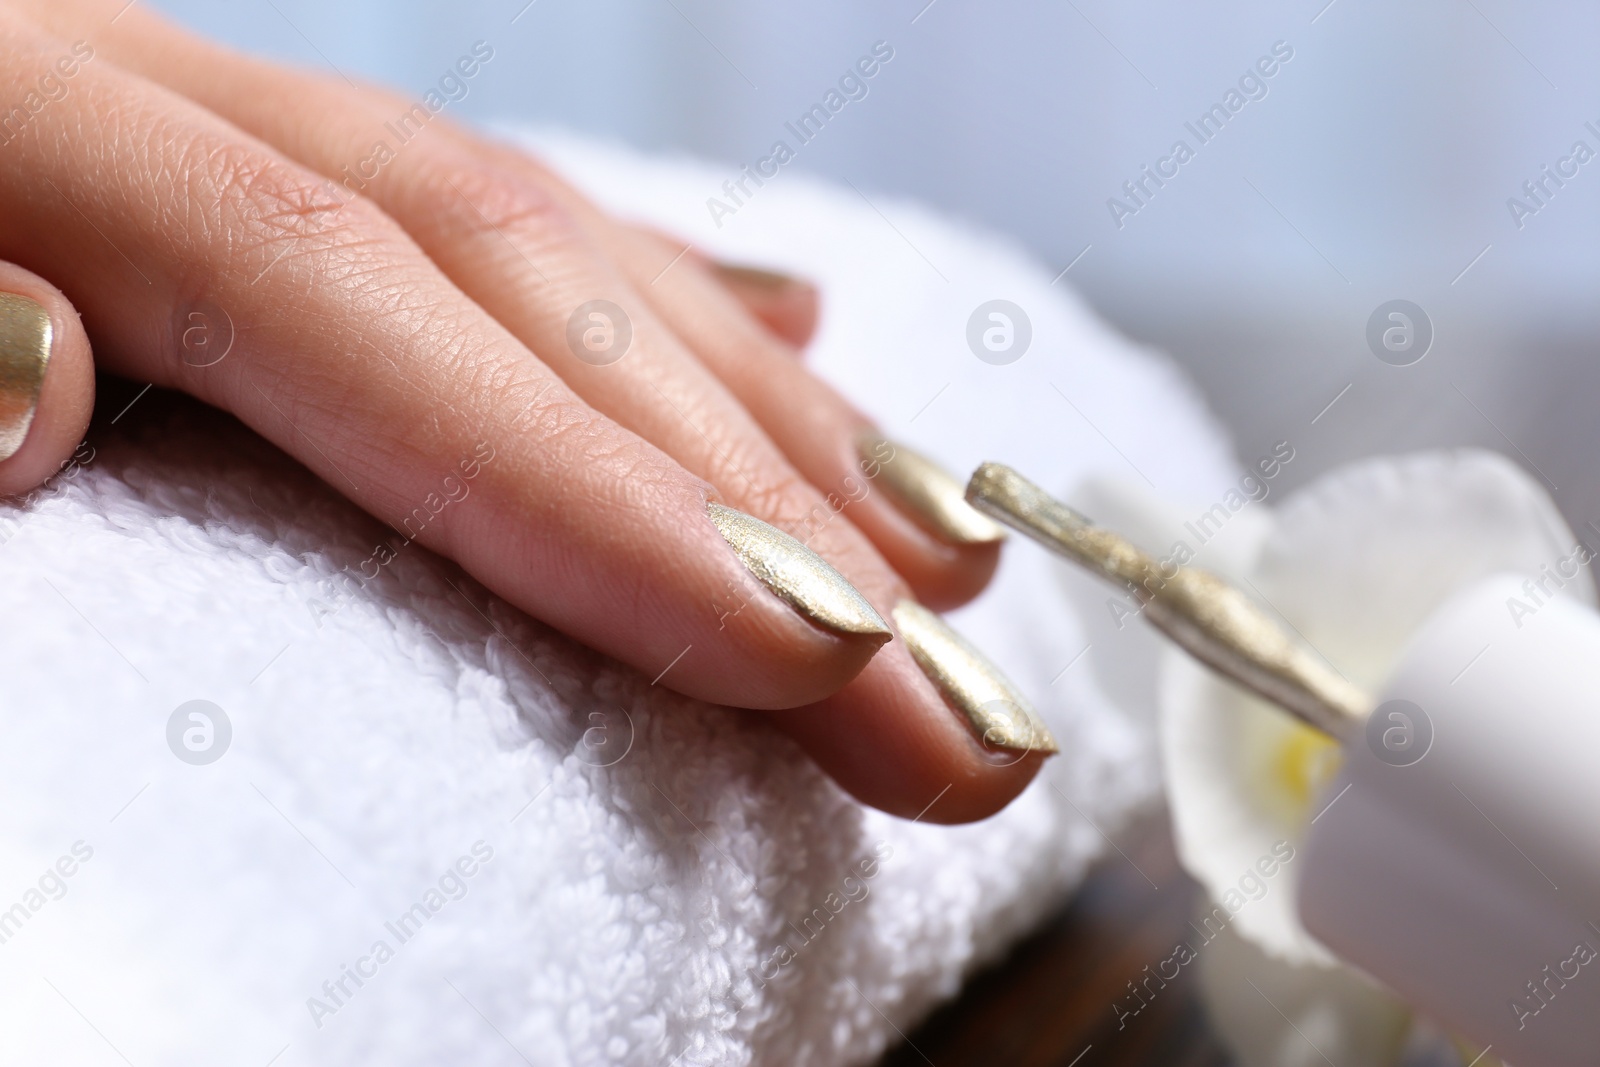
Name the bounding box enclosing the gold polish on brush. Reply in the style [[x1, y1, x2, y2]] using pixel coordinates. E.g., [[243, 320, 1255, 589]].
[[964, 463, 1369, 741]]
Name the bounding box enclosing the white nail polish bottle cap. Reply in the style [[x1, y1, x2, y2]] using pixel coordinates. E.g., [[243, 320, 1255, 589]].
[[1299, 574, 1600, 1067]]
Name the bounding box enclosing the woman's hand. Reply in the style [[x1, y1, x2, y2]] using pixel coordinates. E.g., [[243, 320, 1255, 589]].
[[0, 0, 1055, 820]]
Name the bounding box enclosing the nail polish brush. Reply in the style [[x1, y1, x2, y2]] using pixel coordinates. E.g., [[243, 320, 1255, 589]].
[[968, 462, 1600, 1067]]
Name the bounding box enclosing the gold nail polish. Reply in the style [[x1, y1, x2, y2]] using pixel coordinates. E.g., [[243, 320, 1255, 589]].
[[858, 433, 1006, 546], [892, 599, 1058, 755], [707, 502, 892, 641], [711, 263, 807, 293], [0, 294, 50, 461]]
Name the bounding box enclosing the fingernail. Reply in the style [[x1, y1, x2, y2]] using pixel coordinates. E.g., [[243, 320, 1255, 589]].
[[858, 433, 1007, 545], [707, 502, 892, 642], [0, 294, 50, 461], [892, 600, 1057, 755], [711, 263, 811, 294]]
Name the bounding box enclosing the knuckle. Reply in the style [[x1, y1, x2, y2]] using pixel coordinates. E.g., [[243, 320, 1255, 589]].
[[191, 140, 397, 281], [155, 134, 428, 389], [420, 161, 585, 252]]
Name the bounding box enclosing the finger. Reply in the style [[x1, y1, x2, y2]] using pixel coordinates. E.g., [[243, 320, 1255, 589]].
[[706, 263, 820, 351], [784, 599, 1057, 823], [601, 220, 1007, 611], [67, 9, 1051, 819], [0, 13, 888, 711], [435, 155, 1005, 611], [0, 260, 94, 495], [622, 225, 820, 350]]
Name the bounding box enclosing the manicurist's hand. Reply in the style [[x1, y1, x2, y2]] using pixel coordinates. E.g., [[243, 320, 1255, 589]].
[[0, 0, 1056, 821]]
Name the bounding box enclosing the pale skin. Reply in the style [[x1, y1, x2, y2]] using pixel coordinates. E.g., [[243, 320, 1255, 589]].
[[0, 0, 1044, 821]]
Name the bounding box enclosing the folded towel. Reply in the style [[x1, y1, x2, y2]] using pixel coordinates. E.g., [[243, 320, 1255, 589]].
[[0, 130, 1238, 1066]]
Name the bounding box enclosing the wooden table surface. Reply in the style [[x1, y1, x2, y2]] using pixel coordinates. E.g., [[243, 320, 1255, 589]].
[[880, 812, 1234, 1067]]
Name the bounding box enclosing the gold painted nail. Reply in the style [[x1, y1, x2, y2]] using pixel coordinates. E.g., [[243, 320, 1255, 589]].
[[892, 599, 1058, 755], [0, 294, 50, 461], [858, 433, 1006, 545], [711, 263, 809, 293], [707, 502, 892, 641]]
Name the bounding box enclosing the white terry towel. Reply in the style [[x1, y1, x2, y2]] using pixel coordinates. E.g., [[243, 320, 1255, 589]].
[[0, 132, 1238, 1066]]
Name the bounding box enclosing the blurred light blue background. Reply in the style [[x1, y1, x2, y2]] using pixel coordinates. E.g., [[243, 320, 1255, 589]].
[[150, 0, 1600, 525]]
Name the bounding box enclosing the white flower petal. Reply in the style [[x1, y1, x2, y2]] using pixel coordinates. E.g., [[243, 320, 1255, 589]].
[[1162, 449, 1585, 965], [1195, 907, 1411, 1067], [1255, 448, 1591, 691], [1163, 652, 1341, 965]]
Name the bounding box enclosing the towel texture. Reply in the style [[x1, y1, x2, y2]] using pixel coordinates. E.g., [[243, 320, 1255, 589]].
[[0, 132, 1236, 1066]]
